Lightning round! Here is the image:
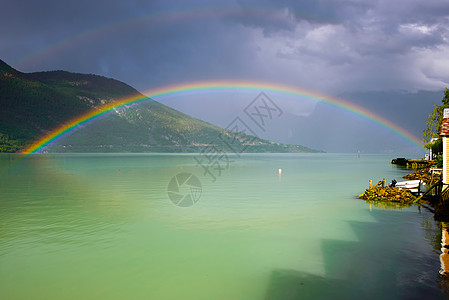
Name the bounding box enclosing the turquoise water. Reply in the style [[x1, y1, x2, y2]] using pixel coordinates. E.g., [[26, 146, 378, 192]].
[[0, 153, 447, 299]]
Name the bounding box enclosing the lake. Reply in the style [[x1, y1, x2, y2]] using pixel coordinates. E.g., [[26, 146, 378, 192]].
[[0, 153, 447, 299]]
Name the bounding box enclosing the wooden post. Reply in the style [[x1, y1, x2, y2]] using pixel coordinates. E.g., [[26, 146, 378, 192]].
[[382, 178, 385, 187], [369, 180, 372, 188]]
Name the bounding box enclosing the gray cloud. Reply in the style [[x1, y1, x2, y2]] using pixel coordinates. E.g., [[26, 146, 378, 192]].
[[2, 0, 448, 92]]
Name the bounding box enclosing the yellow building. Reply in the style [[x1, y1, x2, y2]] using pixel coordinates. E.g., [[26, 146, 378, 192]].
[[440, 108, 449, 183]]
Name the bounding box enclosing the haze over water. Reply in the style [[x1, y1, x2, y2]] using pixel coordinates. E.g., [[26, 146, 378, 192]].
[[0, 153, 447, 299]]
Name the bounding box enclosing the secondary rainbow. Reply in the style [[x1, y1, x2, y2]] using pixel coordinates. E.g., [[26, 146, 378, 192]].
[[22, 80, 424, 153], [16, 6, 287, 70]]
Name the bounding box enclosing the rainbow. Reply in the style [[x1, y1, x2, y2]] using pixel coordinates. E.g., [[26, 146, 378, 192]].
[[22, 80, 424, 153]]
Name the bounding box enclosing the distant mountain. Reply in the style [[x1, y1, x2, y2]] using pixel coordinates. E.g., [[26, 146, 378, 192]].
[[0, 59, 322, 153]]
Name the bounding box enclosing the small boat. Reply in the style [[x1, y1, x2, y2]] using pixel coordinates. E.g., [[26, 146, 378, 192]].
[[395, 180, 426, 194], [395, 180, 423, 189]]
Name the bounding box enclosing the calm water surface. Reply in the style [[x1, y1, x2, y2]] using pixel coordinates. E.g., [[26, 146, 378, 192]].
[[0, 153, 447, 299]]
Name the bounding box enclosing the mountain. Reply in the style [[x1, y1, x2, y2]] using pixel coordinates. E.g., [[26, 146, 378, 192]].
[[0, 59, 322, 153]]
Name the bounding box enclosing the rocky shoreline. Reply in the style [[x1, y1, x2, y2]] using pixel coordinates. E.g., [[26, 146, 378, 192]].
[[359, 162, 448, 220], [359, 186, 417, 203], [403, 167, 441, 184]]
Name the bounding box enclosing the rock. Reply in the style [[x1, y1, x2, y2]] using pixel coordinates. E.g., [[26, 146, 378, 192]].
[[403, 167, 441, 184], [359, 186, 416, 203]]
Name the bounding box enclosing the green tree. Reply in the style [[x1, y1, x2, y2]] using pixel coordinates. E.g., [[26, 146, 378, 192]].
[[423, 88, 449, 156]]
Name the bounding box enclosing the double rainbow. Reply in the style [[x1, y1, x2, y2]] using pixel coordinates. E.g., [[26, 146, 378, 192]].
[[22, 80, 423, 153]]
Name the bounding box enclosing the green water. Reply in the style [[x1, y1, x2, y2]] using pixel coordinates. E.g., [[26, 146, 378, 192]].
[[0, 153, 447, 299]]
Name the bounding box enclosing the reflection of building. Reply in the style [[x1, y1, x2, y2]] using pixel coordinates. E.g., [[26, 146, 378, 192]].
[[441, 223, 449, 276]]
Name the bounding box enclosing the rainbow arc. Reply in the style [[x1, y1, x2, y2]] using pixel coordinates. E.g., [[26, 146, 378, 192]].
[[23, 80, 424, 153]]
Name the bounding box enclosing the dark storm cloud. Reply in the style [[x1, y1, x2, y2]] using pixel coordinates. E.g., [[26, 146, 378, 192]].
[[1, 0, 448, 92], [231, 0, 449, 76], [1, 0, 143, 36]]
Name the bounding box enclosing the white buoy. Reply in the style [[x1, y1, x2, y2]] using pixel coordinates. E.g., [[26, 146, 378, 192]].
[[279, 168, 282, 176]]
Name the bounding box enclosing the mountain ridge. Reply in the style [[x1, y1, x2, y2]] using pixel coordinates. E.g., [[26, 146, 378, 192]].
[[0, 59, 323, 153]]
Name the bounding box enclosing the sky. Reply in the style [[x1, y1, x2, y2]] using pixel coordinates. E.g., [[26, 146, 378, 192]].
[[1, 0, 449, 153]]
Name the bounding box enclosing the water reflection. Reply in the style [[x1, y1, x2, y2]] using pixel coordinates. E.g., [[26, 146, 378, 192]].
[[374, 206, 449, 297], [3, 154, 449, 299], [437, 223, 449, 295], [365, 200, 412, 211], [366, 201, 449, 282], [440, 223, 449, 276], [264, 208, 449, 299]]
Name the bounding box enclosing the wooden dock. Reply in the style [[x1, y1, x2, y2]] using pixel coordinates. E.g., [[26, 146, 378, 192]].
[[391, 158, 434, 168]]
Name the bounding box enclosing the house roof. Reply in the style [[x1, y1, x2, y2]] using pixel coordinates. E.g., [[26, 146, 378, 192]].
[[441, 118, 449, 136]]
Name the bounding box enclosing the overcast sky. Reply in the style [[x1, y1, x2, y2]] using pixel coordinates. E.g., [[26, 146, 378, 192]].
[[1, 0, 449, 153]]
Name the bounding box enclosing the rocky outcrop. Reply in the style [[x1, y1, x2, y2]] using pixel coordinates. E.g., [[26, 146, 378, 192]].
[[403, 167, 441, 184], [359, 186, 416, 203]]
